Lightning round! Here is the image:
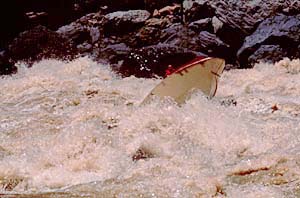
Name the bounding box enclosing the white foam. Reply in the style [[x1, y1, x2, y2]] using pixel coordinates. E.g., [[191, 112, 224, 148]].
[[0, 57, 299, 196]]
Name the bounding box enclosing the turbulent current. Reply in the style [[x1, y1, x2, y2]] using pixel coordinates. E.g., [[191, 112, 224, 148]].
[[0, 57, 300, 197]]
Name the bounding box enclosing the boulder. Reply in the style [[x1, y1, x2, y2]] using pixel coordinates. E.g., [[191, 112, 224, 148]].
[[238, 14, 300, 67], [8, 25, 77, 65], [134, 26, 162, 47], [188, 18, 213, 33], [115, 44, 204, 78], [197, 31, 230, 55], [184, 1, 215, 23], [57, 12, 103, 52], [102, 10, 151, 36], [184, 0, 300, 51], [133, 17, 174, 47], [58, 24, 91, 46], [160, 23, 232, 62], [98, 43, 132, 63], [248, 45, 287, 66]]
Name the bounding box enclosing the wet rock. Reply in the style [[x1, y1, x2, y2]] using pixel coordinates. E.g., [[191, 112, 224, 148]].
[[238, 14, 300, 68], [0, 51, 17, 75], [247, 45, 288, 66], [8, 25, 77, 65], [98, 43, 131, 63], [116, 44, 203, 78], [161, 23, 232, 61], [102, 10, 151, 36]]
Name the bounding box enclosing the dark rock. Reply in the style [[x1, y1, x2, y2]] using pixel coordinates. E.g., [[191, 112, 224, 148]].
[[98, 43, 132, 63], [184, 0, 300, 53], [188, 18, 213, 33], [0, 0, 178, 50], [184, 1, 215, 22], [134, 26, 162, 47], [57, 23, 90, 45], [248, 45, 287, 66], [115, 44, 204, 78], [133, 17, 174, 47], [102, 10, 151, 36], [160, 23, 232, 62], [238, 14, 300, 68], [0, 51, 17, 75], [197, 31, 230, 55], [57, 12, 103, 50], [8, 25, 77, 65]]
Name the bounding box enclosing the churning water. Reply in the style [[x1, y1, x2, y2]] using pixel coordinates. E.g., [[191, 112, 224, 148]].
[[0, 57, 300, 197]]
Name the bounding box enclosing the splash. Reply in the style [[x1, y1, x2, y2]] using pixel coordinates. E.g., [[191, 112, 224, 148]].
[[0, 57, 300, 197]]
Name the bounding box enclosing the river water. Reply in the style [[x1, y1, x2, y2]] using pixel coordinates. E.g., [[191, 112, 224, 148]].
[[0, 57, 299, 197]]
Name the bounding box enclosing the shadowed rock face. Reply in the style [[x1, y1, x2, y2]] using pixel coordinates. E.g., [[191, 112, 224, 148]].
[[102, 10, 151, 36], [8, 25, 78, 65], [238, 14, 300, 67], [0, 0, 77, 49]]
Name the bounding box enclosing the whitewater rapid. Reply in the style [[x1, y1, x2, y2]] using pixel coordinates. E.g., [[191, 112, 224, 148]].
[[0, 57, 299, 197]]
